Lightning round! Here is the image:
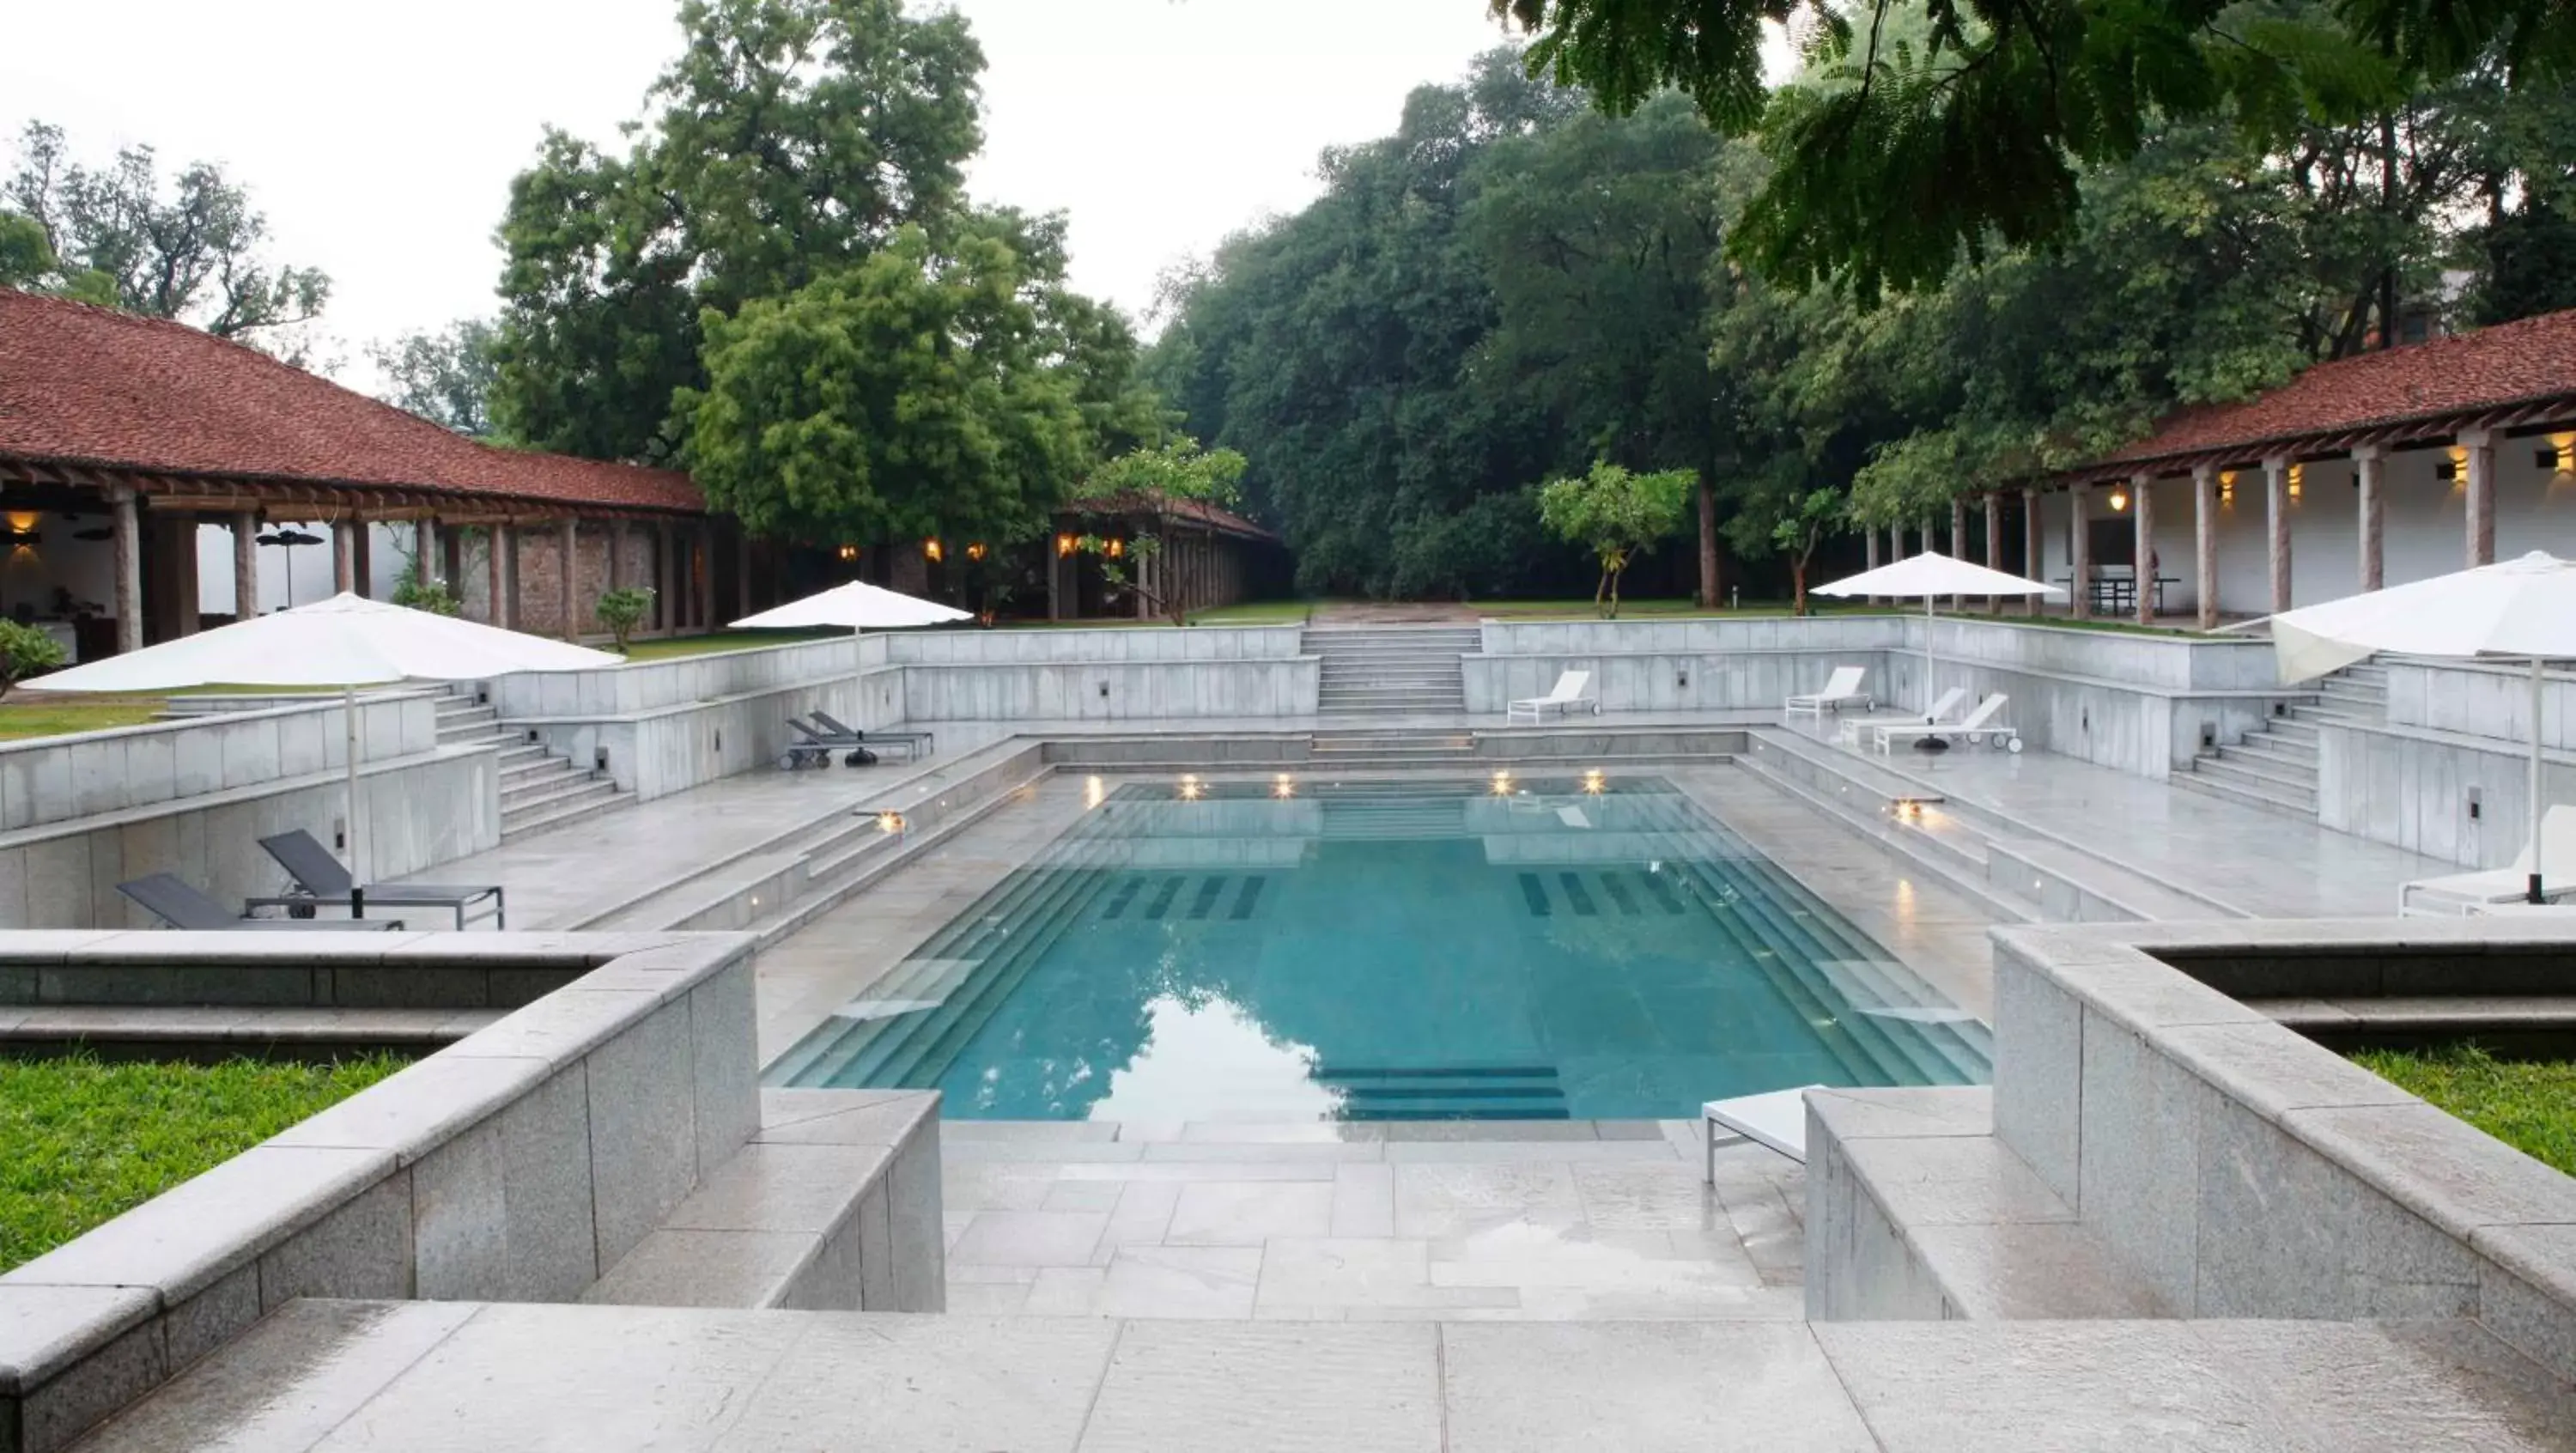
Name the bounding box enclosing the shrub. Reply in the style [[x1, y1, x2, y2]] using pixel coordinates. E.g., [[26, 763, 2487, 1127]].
[[0, 619, 66, 693], [594, 587, 656, 654]]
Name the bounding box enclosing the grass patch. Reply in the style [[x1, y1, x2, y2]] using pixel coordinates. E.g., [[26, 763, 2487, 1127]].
[[2350, 1043, 2576, 1177], [0, 1054, 408, 1273], [616, 630, 843, 660], [1182, 600, 1313, 625], [0, 701, 165, 742]]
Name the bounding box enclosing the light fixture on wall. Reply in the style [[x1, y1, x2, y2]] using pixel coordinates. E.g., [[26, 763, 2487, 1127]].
[[2106, 486, 2129, 513], [924, 538, 944, 563], [1105, 538, 1125, 560], [965, 542, 987, 562], [836, 544, 859, 562], [1055, 533, 1076, 558], [2439, 446, 2468, 485], [2287, 463, 2305, 502], [2217, 471, 2237, 504], [2539, 435, 2573, 474]]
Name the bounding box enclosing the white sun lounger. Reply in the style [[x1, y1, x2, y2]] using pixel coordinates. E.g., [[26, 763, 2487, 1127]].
[[1785, 666, 1870, 716], [1508, 670, 1601, 725], [1871, 693, 2020, 754], [1703, 1085, 1822, 1180], [1838, 687, 1967, 745], [2401, 806, 2576, 915]]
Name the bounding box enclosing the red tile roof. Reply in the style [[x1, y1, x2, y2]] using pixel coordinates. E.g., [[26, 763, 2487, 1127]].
[[0, 288, 704, 513], [2077, 307, 2576, 481], [1063, 490, 1279, 543]]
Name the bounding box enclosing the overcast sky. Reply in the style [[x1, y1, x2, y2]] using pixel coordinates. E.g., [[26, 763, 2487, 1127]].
[[2, 0, 1520, 384]]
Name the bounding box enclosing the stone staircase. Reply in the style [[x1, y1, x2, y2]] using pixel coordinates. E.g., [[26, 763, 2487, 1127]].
[[1304, 625, 1477, 715], [433, 688, 632, 841], [2173, 661, 2386, 820]]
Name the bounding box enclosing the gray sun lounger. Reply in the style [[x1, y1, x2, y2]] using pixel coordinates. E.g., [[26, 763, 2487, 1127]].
[[810, 711, 935, 760], [118, 873, 407, 932], [251, 830, 504, 929]]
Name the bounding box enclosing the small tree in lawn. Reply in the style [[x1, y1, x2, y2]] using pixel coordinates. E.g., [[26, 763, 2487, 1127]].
[[594, 587, 656, 654], [1772, 489, 1848, 617], [1537, 464, 1693, 619], [1072, 439, 1249, 627]]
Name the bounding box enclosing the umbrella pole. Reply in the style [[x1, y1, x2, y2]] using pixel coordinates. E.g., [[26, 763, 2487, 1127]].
[[2532, 657, 2549, 905], [1924, 596, 1937, 720], [345, 685, 365, 919]]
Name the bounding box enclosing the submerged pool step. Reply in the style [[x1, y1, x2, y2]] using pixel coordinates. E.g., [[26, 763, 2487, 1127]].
[[1314, 1065, 1571, 1121]]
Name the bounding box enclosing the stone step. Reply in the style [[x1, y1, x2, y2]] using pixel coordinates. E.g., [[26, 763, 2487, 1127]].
[[500, 784, 635, 842], [2171, 768, 2316, 820], [2226, 732, 2318, 767], [2198, 749, 2318, 796], [501, 772, 617, 817]]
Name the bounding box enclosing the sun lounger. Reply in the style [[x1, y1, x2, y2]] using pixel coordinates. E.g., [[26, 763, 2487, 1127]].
[[1871, 693, 2020, 754], [118, 873, 406, 931], [1838, 687, 1967, 745], [1785, 666, 1870, 716], [1704, 1084, 1823, 1180], [811, 710, 936, 761], [250, 830, 503, 929], [2401, 806, 2576, 915], [1507, 670, 1601, 725]]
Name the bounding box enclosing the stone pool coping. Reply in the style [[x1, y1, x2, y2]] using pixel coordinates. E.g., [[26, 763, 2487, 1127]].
[[0, 931, 761, 1453]]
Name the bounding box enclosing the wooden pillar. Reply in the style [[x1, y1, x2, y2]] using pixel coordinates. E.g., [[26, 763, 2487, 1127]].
[[485, 523, 507, 629], [1947, 496, 1969, 608], [2193, 465, 2219, 630], [332, 517, 357, 594], [2354, 445, 2385, 592], [557, 518, 580, 641], [657, 521, 677, 635], [2462, 428, 2496, 568], [608, 520, 627, 593], [351, 518, 373, 599], [2264, 454, 2293, 612], [232, 511, 260, 621], [440, 526, 464, 608], [2023, 488, 2044, 617], [167, 515, 200, 638], [504, 526, 523, 630], [695, 526, 714, 633], [2130, 471, 2156, 625], [110, 487, 143, 654], [1048, 530, 1065, 622], [2069, 483, 2093, 621], [1982, 493, 2002, 616], [413, 519, 436, 592]]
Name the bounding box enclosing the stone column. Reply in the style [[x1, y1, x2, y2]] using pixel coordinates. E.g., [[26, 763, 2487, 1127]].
[[558, 517, 580, 641], [413, 519, 436, 593], [2130, 471, 2156, 625], [485, 523, 507, 629], [2265, 454, 2293, 613], [2354, 444, 2385, 592], [232, 511, 260, 621], [657, 521, 677, 635], [1982, 493, 2003, 615], [110, 487, 143, 654], [350, 518, 373, 599], [165, 515, 200, 638], [2192, 465, 2219, 630], [2023, 488, 2044, 617], [332, 517, 357, 594], [2462, 428, 2496, 567], [2069, 483, 2093, 621], [504, 526, 523, 630]]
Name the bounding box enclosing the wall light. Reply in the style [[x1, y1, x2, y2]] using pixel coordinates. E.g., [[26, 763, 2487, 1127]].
[[2218, 471, 2236, 503], [1178, 774, 1205, 802], [2287, 463, 2304, 502], [924, 539, 945, 562], [1273, 774, 1295, 799], [965, 542, 987, 562], [1491, 769, 1514, 797], [1056, 533, 1076, 558], [877, 812, 908, 835], [1582, 769, 1607, 796], [1105, 538, 1125, 560], [836, 544, 860, 562], [3, 511, 39, 533], [2106, 487, 2129, 513]]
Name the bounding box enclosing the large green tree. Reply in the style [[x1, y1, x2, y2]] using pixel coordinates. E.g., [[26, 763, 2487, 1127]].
[[676, 224, 1091, 549], [368, 320, 501, 436], [490, 0, 987, 460], [3, 122, 330, 352]]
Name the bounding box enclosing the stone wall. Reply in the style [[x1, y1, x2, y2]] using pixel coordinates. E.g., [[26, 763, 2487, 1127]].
[[2318, 660, 2576, 868], [0, 694, 501, 929]]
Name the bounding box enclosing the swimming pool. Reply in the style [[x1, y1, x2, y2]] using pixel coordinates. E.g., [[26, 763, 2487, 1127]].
[[768, 775, 1990, 1121]]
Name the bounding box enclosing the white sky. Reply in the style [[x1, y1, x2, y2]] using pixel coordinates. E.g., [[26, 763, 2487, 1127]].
[[1, 0, 1518, 385]]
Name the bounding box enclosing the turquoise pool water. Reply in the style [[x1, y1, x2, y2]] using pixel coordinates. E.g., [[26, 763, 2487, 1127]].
[[769, 775, 1990, 1121]]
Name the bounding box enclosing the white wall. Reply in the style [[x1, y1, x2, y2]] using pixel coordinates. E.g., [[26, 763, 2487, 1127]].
[[194, 519, 410, 616], [2038, 440, 2576, 616]]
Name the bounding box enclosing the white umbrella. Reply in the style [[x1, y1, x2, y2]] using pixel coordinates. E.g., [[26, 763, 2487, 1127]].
[[732, 580, 969, 631], [21, 593, 621, 905], [1814, 551, 2066, 718], [2244, 550, 2576, 903]]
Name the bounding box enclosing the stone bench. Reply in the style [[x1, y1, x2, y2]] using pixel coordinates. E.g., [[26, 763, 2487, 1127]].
[[586, 1089, 943, 1312], [1805, 1085, 2171, 1322]]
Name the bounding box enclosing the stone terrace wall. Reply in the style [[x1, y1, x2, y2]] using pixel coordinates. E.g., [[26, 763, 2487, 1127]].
[[890, 625, 1316, 722], [2320, 659, 2576, 867]]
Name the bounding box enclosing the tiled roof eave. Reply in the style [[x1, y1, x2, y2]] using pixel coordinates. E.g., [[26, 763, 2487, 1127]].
[[0, 447, 707, 519], [2057, 388, 2576, 488]]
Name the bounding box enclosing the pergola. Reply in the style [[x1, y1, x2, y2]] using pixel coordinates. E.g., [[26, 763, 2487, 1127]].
[[0, 289, 761, 654], [1860, 307, 2576, 628]]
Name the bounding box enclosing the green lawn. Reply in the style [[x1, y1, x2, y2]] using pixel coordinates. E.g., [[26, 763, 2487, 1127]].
[[616, 629, 842, 661], [0, 1054, 407, 1273], [0, 701, 165, 742], [2351, 1044, 2576, 1177]]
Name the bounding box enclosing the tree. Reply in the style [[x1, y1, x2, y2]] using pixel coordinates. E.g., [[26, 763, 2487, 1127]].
[[369, 320, 500, 436], [595, 587, 656, 654], [1771, 488, 1847, 616], [1536, 463, 1693, 617], [1491, 0, 2449, 295], [677, 225, 1091, 550], [490, 0, 986, 460], [1072, 440, 1249, 626], [4, 122, 329, 351]]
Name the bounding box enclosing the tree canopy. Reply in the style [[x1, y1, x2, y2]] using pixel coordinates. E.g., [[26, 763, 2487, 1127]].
[[2, 122, 330, 356], [1538, 462, 1696, 617], [368, 321, 501, 437], [1491, 0, 2568, 297]]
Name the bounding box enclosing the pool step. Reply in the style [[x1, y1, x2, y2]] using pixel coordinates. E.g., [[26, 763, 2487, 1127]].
[[1314, 1065, 1570, 1121]]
